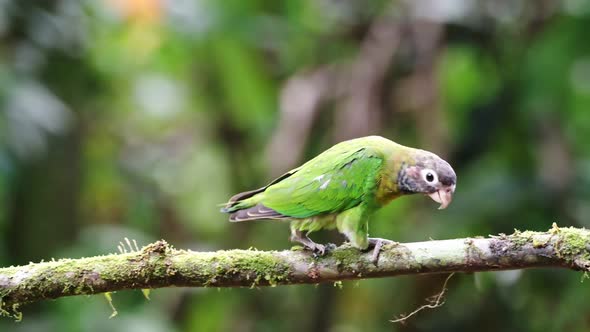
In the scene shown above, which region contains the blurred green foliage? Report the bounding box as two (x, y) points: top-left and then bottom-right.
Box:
(1, 0), (590, 331)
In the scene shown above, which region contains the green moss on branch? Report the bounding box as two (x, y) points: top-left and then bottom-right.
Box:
(2, 225), (590, 319)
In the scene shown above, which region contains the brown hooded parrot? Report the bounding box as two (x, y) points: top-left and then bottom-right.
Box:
(221, 136), (456, 255)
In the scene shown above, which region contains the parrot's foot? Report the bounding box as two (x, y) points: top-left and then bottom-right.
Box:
(368, 238), (399, 264)
(290, 230), (329, 256)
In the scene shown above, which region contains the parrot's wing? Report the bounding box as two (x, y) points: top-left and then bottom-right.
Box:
(262, 147), (384, 218)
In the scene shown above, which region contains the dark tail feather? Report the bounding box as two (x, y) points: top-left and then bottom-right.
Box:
(220, 186), (266, 213)
(229, 204), (288, 222)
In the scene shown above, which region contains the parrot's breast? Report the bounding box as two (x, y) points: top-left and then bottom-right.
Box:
(374, 184), (401, 207)
(291, 214), (338, 232)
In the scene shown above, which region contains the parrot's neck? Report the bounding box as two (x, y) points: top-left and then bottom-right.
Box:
(374, 150), (416, 206)
(374, 179), (402, 206)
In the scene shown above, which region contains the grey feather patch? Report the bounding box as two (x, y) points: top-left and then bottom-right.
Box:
(229, 204), (288, 222)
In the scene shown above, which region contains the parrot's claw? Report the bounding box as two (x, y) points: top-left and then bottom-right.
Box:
(368, 238), (398, 264)
(290, 230), (331, 256)
(311, 243), (337, 257)
(311, 243), (326, 256)
(368, 238), (397, 246)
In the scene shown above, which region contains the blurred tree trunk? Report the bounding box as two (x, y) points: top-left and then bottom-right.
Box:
(4, 51), (101, 264)
(6, 117), (82, 264)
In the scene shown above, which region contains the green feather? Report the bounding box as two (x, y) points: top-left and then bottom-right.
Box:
(222, 135), (455, 250)
(262, 147), (383, 218)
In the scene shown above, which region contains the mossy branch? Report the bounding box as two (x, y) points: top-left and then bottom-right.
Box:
(2, 224), (590, 317)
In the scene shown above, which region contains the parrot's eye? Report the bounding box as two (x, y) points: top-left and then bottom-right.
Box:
(420, 169), (438, 184)
(426, 173), (434, 182)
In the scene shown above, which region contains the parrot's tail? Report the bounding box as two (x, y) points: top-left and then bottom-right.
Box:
(221, 167), (300, 221)
(220, 186), (266, 213)
(221, 188), (288, 222)
(226, 203), (288, 222)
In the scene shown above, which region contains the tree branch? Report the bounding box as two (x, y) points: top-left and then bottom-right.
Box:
(2, 224), (590, 317)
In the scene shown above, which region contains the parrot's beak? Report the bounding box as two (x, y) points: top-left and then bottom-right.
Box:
(428, 185), (455, 210)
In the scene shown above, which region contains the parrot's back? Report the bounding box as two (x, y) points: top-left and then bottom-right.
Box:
(222, 136), (403, 222)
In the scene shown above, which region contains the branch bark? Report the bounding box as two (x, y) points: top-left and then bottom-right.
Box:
(2, 224), (590, 318)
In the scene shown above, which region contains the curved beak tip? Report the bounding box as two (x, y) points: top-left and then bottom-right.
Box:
(428, 188), (454, 210)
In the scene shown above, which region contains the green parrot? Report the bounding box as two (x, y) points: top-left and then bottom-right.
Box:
(221, 135), (456, 255)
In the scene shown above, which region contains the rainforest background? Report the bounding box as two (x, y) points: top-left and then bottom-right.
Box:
(1, 1), (590, 331)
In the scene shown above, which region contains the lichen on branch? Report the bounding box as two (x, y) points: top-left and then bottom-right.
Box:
(1, 224), (590, 319)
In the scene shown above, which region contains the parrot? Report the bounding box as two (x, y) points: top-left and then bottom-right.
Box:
(221, 135), (456, 257)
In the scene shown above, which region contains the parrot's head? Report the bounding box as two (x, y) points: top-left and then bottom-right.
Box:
(397, 151), (457, 209)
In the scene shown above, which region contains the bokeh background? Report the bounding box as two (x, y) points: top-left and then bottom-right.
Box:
(1, 0), (590, 331)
